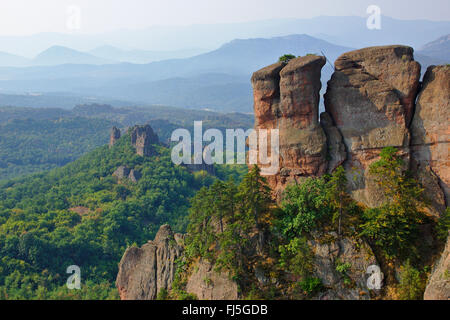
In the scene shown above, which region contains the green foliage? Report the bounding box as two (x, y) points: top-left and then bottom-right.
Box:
(0, 133), (218, 299)
(157, 288), (169, 300)
(397, 260), (426, 300)
(279, 177), (332, 238)
(185, 165), (274, 283)
(279, 237), (314, 278)
(0, 117), (114, 180)
(278, 54), (296, 63)
(436, 207), (450, 241)
(298, 277), (323, 297)
(360, 147), (427, 260)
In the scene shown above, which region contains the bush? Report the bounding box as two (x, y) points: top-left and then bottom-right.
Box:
(279, 54), (296, 63)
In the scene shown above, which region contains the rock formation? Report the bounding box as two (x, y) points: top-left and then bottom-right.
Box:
(109, 126), (121, 147)
(113, 166), (141, 183)
(116, 225), (184, 300)
(186, 259), (239, 300)
(424, 233), (450, 300)
(410, 65), (449, 215)
(308, 234), (378, 300)
(130, 125), (159, 157)
(320, 112), (347, 174)
(324, 45), (421, 207)
(251, 55), (328, 198)
(116, 225), (238, 300)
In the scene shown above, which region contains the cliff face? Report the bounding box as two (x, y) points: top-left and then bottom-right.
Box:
(424, 233), (450, 300)
(116, 46), (449, 301)
(251, 56), (328, 198)
(324, 46), (421, 207)
(109, 126), (121, 147)
(410, 65), (450, 214)
(116, 225), (238, 300)
(116, 225), (184, 300)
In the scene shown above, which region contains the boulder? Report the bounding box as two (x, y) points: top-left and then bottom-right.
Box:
(252, 56), (328, 199)
(324, 45), (421, 207)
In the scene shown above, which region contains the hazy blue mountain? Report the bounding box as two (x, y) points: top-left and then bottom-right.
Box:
(1, 16), (449, 57)
(0, 34), (351, 112)
(417, 34), (450, 62)
(31, 46), (115, 66)
(89, 45), (207, 64)
(0, 51), (30, 67)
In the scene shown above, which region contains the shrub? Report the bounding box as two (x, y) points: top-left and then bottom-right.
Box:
(397, 261), (426, 300)
(279, 54), (296, 63)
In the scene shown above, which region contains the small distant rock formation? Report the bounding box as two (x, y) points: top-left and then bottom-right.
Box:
(116, 225), (238, 300)
(324, 45), (421, 207)
(109, 127), (121, 148)
(113, 166), (142, 183)
(410, 65), (449, 215)
(251, 55), (328, 198)
(116, 225), (184, 300)
(424, 233), (450, 300)
(130, 125), (159, 157)
(128, 169), (142, 183)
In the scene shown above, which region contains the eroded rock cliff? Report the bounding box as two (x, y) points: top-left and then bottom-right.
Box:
(251, 55), (328, 198)
(410, 65), (449, 216)
(323, 45), (421, 207)
(116, 225), (183, 300)
(130, 125), (159, 157)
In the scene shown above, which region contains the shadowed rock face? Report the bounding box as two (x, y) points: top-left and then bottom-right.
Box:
(424, 233), (450, 300)
(252, 55), (327, 199)
(411, 65), (450, 214)
(324, 45), (421, 207)
(116, 225), (183, 300)
(109, 126), (121, 147)
(130, 125), (159, 157)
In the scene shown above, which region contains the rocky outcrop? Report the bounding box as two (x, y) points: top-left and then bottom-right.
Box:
(410, 65), (449, 214)
(109, 126), (121, 147)
(251, 55), (328, 198)
(130, 125), (159, 157)
(186, 259), (239, 300)
(308, 234), (379, 300)
(113, 166), (141, 183)
(116, 225), (238, 300)
(116, 225), (184, 300)
(324, 45), (421, 207)
(424, 234), (450, 300)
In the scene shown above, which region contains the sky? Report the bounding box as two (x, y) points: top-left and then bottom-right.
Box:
(0, 0), (449, 36)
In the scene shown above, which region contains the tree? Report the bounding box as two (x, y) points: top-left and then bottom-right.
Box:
(360, 147), (426, 259)
(279, 54), (296, 63)
(326, 166), (360, 236)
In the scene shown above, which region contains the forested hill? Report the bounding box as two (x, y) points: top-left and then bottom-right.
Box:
(0, 128), (245, 299)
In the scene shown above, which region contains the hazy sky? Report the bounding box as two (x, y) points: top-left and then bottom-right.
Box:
(0, 0), (449, 36)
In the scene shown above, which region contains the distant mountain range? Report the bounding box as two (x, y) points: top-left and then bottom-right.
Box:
(0, 16), (449, 57)
(0, 32), (448, 112)
(417, 34), (450, 61)
(0, 34), (352, 112)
